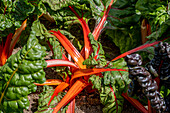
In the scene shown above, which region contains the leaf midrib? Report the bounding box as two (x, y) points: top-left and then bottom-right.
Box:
(0, 44), (36, 104)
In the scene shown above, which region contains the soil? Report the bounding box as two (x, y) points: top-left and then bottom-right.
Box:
(12, 46), (141, 113)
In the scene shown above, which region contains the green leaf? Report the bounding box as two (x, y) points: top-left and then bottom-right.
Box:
(105, 28), (141, 53)
(103, 58), (130, 92)
(86, 0), (113, 18)
(89, 75), (102, 90)
(12, 0), (35, 27)
(89, 58), (130, 113)
(35, 86), (68, 113)
(0, 0), (13, 14)
(42, 0), (80, 11)
(83, 33), (107, 67)
(160, 86), (170, 98)
(135, 0), (162, 15)
(31, 20), (49, 39)
(147, 19), (170, 40)
(48, 37), (64, 59)
(0, 31), (47, 112)
(35, 1), (47, 17)
(0, 14), (13, 31)
(107, 0), (141, 29)
(43, 0), (91, 29)
(101, 85), (124, 113)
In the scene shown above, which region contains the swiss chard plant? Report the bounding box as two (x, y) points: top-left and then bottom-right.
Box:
(0, 0), (170, 113)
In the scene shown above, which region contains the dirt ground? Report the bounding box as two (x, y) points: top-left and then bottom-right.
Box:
(12, 47), (141, 113)
(23, 89), (141, 113)
(23, 67), (141, 113)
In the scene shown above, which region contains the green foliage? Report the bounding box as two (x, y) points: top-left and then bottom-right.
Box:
(87, 0), (113, 18)
(0, 0), (169, 112)
(101, 86), (124, 113)
(160, 86), (170, 98)
(43, 0), (92, 29)
(0, 32), (47, 112)
(107, 0), (141, 29)
(136, 0), (169, 31)
(89, 58), (130, 113)
(106, 27), (141, 53)
(147, 19), (170, 41)
(42, 0), (80, 11)
(48, 37), (63, 59)
(0, 14), (13, 31)
(104, 58), (130, 90)
(12, 0), (35, 23)
(35, 86), (68, 113)
(31, 20), (51, 40)
(83, 33), (107, 67)
(135, 0), (162, 15)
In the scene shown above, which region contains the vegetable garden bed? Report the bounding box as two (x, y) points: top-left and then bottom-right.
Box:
(0, 0), (170, 113)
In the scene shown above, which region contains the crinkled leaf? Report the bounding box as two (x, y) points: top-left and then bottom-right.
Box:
(48, 30), (75, 59)
(147, 19), (170, 40)
(0, 31), (47, 112)
(89, 58), (130, 113)
(35, 86), (68, 113)
(103, 58), (130, 92)
(0, 14), (13, 31)
(86, 0), (113, 19)
(12, 0), (35, 27)
(106, 28), (141, 53)
(43, 1), (91, 29)
(101, 85), (124, 113)
(136, 0), (169, 31)
(0, 0), (12, 17)
(89, 75), (102, 91)
(89, 76), (124, 113)
(135, 0), (162, 15)
(31, 20), (50, 40)
(149, 5), (169, 26)
(83, 33), (107, 67)
(34, 1), (47, 17)
(42, 0), (81, 11)
(107, 0), (141, 29)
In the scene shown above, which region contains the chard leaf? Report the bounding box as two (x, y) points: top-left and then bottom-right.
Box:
(136, 0), (169, 31)
(12, 0), (35, 27)
(31, 20), (49, 40)
(89, 75), (102, 90)
(101, 58), (130, 113)
(107, 0), (141, 29)
(0, 0), (13, 14)
(83, 33), (107, 67)
(35, 1), (47, 17)
(48, 37), (64, 59)
(0, 31), (47, 112)
(89, 75), (124, 113)
(35, 86), (68, 113)
(86, 0), (113, 18)
(89, 58), (130, 113)
(135, 0), (162, 15)
(87, 0), (140, 29)
(101, 85), (124, 113)
(103, 58), (130, 92)
(0, 14), (13, 31)
(42, 0), (91, 29)
(147, 19), (170, 40)
(106, 28), (141, 53)
(42, 0), (81, 11)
